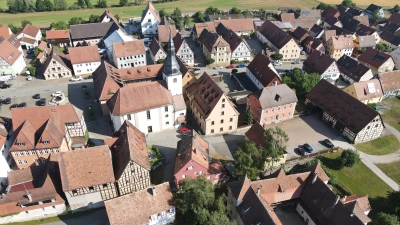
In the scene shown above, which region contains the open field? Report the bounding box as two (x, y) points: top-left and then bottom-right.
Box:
(376, 160), (400, 185)
(0, 0), (322, 26)
(318, 150), (392, 198)
(319, 0), (397, 7)
(355, 135), (400, 155)
(381, 97), (400, 132)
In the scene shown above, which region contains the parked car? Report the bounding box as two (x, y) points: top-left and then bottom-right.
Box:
(0, 99), (3, 106)
(9, 104), (18, 109)
(273, 62), (282, 66)
(33, 94), (40, 99)
(26, 76), (32, 81)
(303, 143), (313, 153)
(297, 147), (308, 156)
(3, 98), (11, 104)
(70, 76), (82, 82)
(18, 102), (27, 108)
(292, 60), (300, 64)
(98, 48), (107, 54)
(27, 48), (34, 54)
(213, 66), (224, 69)
(180, 127), (191, 134)
(323, 139), (334, 148)
(38, 98), (46, 106)
(51, 91), (63, 97)
(0, 84), (10, 89)
(236, 64), (246, 68)
(192, 67), (201, 71)
(226, 64), (236, 69)
(143, 38), (151, 43)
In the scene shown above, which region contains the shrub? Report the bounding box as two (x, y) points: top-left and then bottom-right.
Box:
(156, 58), (165, 64)
(244, 109), (253, 125)
(147, 146), (162, 167)
(367, 103), (377, 109)
(327, 172), (338, 185)
(338, 149), (361, 168)
(206, 57), (215, 65)
(27, 66), (36, 76)
(232, 69), (238, 74)
(270, 53), (283, 61)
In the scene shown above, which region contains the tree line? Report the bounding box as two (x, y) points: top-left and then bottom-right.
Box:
(5, 0), (110, 13)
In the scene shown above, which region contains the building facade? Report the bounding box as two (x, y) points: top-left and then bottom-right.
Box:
(325, 35), (354, 60)
(16, 24), (42, 49)
(41, 47), (73, 80)
(245, 52), (281, 90)
(0, 40), (26, 77)
(141, 2), (161, 37)
(198, 29), (231, 66)
(112, 40), (147, 69)
(69, 46), (101, 76)
(174, 32), (195, 66)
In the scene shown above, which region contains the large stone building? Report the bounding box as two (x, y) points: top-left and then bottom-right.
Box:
(186, 73), (239, 135)
(9, 105), (87, 169)
(306, 79), (384, 143)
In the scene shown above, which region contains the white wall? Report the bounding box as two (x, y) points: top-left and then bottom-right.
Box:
(296, 203), (316, 225)
(72, 61), (101, 76)
(389, 48), (400, 70)
(0, 204), (66, 224)
(245, 67), (265, 90)
(176, 41), (194, 66)
(163, 73), (183, 96)
(65, 191), (104, 210)
(141, 12), (159, 36)
(0, 54), (26, 77)
(12, 54), (26, 75)
(114, 54), (147, 69)
(174, 108), (186, 128)
(231, 42), (251, 61)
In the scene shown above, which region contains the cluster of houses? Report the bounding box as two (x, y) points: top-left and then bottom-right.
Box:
(1, 1), (400, 224)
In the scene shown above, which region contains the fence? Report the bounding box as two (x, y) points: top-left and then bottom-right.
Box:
(286, 147), (340, 163)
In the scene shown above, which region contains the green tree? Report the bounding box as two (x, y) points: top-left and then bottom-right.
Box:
(301, 73), (320, 93)
(367, 102), (377, 109)
(394, 4), (400, 13)
(194, 11), (205, 22)
(373, 9), (380, 21)
(270, 53), (283, 61)
(316, 3), (328, 10)
(50, 21), (69, 29)
(54, 0), (67, 10)
(156, 58), (165, 64)
(231, 7), (240, 14)
(114, 14), (120, 21)
(96, 0), (107, 8)
(183, 15), (190, 28)
(263, 127), (289, 169)
(35, 0), (45, 11)
(34, 48), (43, 57)
(8, 23), (19, 33)
(242, 9), (249, 16)
(27, 66), (36, 76)
(231, 68), (238, 73)
(282, 76), (292, 87)
(234, 140), (262, 180)
(338, 149), (361, 168)
(205, 6), (220, 15)
(8, 0), (24, 13)
(376, 43), (388, 52)
(206, 57), (215, 65)
(296, 8), (301, 13)
(159, 9), (167, 18)
(88, 14), (100, 23)
(374, 213), (400, 225)
(174, 176), (234, 225)
(68, 17), (85, 25)
(119, 0), (128, 6)
(77, 0), (85, 7)
(43, 0), (54, 11)
(21, 20), (31, 27)
(171, 7), (183, 30)
(84, 0), (91, 7)
(243, 108), (253, 125)
(386, 191), (400, 217)
(341, 0), (355, 7)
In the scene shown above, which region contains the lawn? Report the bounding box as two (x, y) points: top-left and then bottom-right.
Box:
(0, 0), (321, 26)
(355, 135), (400, 155)
(376, 161), (400, 185)
(318, 150), (392, 198)
(381, 97), (400, 132)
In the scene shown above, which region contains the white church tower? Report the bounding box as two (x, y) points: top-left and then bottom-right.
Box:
(162, 28), (182, 96)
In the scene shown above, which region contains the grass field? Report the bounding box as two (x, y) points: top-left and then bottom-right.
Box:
(318, 150), (392, 198)
(355, 135), (400, 155)
(381, 97), (400, 132)
(376, 160), (400, 185)
(319, 0), (397, 7)
(0, 0), (322, 26)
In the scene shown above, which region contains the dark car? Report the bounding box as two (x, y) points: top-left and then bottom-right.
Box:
(303, 143), (313, 153)
(0, 84), (10, 89)
(236, 64), (246, 68)
(18, 102), (27, 108)
(27, 48), (34, 54)
(323, 139), (334, 148)
(3, 98), (11, 104)
(33, 94), (40, 99)
(0, 99), (2, 106)
(297, 147), (308, 156)
(9, 104), (18, 109)
(38, 98), (46, 106)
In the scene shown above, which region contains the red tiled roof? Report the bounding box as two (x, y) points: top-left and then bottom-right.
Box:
(46, 30), (70, 39)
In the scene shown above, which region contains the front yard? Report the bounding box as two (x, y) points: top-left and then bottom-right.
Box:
(318, 150), (392, 198)
(381, 97), (400, 132)
(355, 135), (400, 155)
(376, 161), (400, 185)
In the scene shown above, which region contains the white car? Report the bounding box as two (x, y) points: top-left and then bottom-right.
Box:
(98, 48), (107, 54)
(273, 62), (282, 66)
(51, 91), (63, 97)
(26, 76), (32, 81)
(70, 76), (82, 82)
(213, 66), (224, 69)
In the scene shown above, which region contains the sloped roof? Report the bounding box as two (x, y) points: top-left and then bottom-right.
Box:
(141, 1), (160, 22)
(118, 64), (163, 81)
(354, 15), (370, 26)
(346, 79), (383, 101)
(358, 35), (377, 48)
(70, 22), (118, 40)
(329, 35), (354, 50)
(0, 27), (11, 39)
(59, 145), (115, 191)
(198, 28), (230, 54)
(247, 52), (281, 87)
(157, 24), (177, 43)
(245, 123), (267, 149)
(355, 24), (377, 36)
(113, 40), (145, 58)
(37, 41), (47, 51)
(68, 46), (101, 64)
(358, 48), (392, 68)
(292, 26), (309, 40)
(378, 70), (400, 92)
(0, 40), (22, 65)
(215, 23), (249, 52)
(107, 81), (174, 115)
(322, 6), (339, 19)
(381, 22), (400, 33)
(46, 30), (70, 39)
(379, 31), (400, 46)
(18, 24), (39, 38)
(35, 119), (64, 149)
(251, 84), (297, 109)
(105, 182), (173, 225)
(388, 13), (400, 25)
(92, 61), (121, 101)
(20, 36), (36, 44)
(106, 121), (150, 180)
(193, 22), (216, 36)
(100, 10), (119, 24)
(149, 37), (166, 56)
(173, 32), (185, 52)
(213, 18), (254, 32)
(303, 51), (335, 75)
(280, 13), (296, 27)
(338, 12), (360, 32)
(337, 55), (371, 82)
(309, 24), (324, 37)
(365, 4), (381, 13)
(258, 20), (294, 49)
(41, 47), (72, 75)
(306, 79), (381, 133)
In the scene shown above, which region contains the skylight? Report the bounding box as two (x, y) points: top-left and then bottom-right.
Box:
(367, 83), (376, 93)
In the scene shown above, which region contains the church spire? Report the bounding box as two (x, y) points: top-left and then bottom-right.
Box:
(163, 26), (180, 76)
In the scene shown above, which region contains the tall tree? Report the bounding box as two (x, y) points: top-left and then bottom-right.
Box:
(68, 17), (85, 25)
(205, 6), (220, 15)
(35, 0), (45, 11)
(316, 2), (328, 10)
(43, 0), (54, 11)
(21, 20), (32, 27)
(84, 0), (91, 7)
(194, 11), (205, 22)
(372, 9), (380, 21)
(174, 176), (235, 225)
(234, 140), (263, 180)
(374, 213), (400, 225)
(54, 0), (67, 10)
(301, 73), (320, 93)
(50, 21), (69, 29)
(77, 0), (85, 7)
(263, 127), (289, 169)
(88, 14), (100, 23)
(96, 0), (107, 8)
(159, 9), (167, 18)
(394, 4), (400, 13)
(244, 108), (253, 125)
(341, 0), (355, 7)
(231, 7), (240, 14)
(8, 23), (19, 33)
(183, 15), (190, 28)
(171, 7), (183, 30)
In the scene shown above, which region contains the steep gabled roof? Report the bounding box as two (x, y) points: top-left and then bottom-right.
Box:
(100, 10), (119, 24)
(303, 51), (335, 74)
(0, 39), (22, 65)
(35, 119), (64, 149)
(337, 55), (371, 82)
(292, 26), (309, 41)
(215, 23), (249, 52)
(70, 22), (118, 40)
(198, 28), (231, 54)
(68, 46), (101, 64)
(141, 1), (160, 22)
(355, 24), (377, 36)
(358, 48), (393, 68)
(388, 13), (400, 25)
(381, 22), (400, 33)
(379, 31), (400, 46)
(213, 18), (254, 32)
(338, 12), (361, 32)
(17, 24), (39, 38)
(149, 37), (166, 57)
(246, 52), (281, 87)
(157, 24), (177, 43)
(92, 61), (122, 101)
(378, 70), (400, 92)
(322, 6), (339, 19)
(258, 20), (294, 49)
(365, 4), (382, 13)
(41, 47), (72, 75)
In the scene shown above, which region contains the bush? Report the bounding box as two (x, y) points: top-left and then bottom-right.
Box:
(338, 149), (361, 168)
(206, 58), (215, 65)
(270, 53), (283, 61)
(327, 172), (338, 185)
(244, 109), (253, 125)
(147, 146), (162, 167)
(232, 69), (238, 74)
(27, 66), (36, 76)
(367, 103), (377, 109)
(156, 58), (165, 64)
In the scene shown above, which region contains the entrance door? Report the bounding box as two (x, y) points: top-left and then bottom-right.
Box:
(276, 115), (279, 120)
(148, 126), (153, 133)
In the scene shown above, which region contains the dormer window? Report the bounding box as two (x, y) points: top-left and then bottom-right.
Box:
(18, 142), (25, 146)
(44, 141), (50, 145)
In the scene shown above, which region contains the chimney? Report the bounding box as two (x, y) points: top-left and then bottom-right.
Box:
(193, 148), (196, 154)
(257, 188), (260, 195)
(147, 67), (151, 72)
(152, 187), (156, 196)
(342, 195), (347, 202)
(332, 195), (340, 207)
(312, 173), (318, 184)
(218, 17), (221, 20)
(27, 192), (32, 202)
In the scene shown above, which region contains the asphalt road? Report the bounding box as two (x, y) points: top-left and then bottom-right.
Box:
(46, 208), (110, 225)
